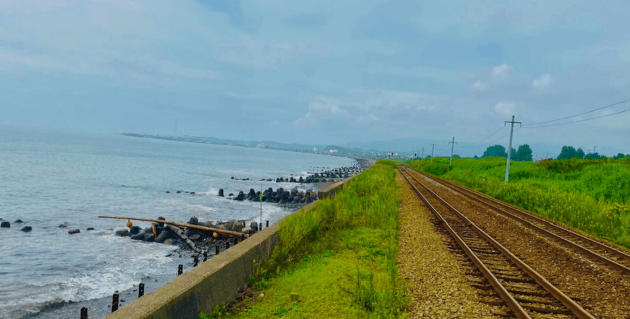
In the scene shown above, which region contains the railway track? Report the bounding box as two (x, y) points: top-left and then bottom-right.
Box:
(399, 168), (594, 319)
(404, 166), (630, 276)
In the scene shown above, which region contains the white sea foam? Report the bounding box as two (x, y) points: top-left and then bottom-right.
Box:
(187, 204), (216, 213)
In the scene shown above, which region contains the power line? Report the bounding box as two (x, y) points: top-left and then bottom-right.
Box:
(523, 98), (630, 127)
(484, 128), (520, 146)
(522, 106), (630, 129)
(461, 127), (505, 148)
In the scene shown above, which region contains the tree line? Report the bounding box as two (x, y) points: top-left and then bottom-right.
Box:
(476, 144), (533, 162)
(474, 144), (628, 161)
(555, 146), (627, 160)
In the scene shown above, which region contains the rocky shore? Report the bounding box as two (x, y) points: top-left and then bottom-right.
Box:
(9, 159), (373, 319)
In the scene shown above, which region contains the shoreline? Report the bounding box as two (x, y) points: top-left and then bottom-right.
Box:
(12, 161), (369, 319)
(16, 183), (340, 319)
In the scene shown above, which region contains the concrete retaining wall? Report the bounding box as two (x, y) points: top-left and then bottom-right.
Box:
(104, 175), (360, 319)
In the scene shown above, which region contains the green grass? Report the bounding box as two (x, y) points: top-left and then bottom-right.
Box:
(407, 157), (630, 248)
(199, 160), (406, 319)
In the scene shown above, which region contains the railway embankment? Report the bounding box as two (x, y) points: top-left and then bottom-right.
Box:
(205, 160), (406, 318)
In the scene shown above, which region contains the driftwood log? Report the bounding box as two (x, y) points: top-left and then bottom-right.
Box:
(98, 216), (249, 238)
(166, 225), (200, 253)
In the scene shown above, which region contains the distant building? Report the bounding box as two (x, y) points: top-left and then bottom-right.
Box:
(313, 147), (318, 153)
(330, 149), (338, 154)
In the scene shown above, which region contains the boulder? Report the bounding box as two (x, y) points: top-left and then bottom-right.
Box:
(189, 234), (201, 241)
(1, 221), (10, 228)
(68, 229), (80, 235)
(188, 217), (199, 225)
(166, 191), (170, 193)
(190, 192), (196, 195)
(218, 189), (224, 197)
(155, 230), (172, 243)
(157, 217), (166, 227)
(176, 190), (182, 194)
(14, 219), (23, 223)
(131, 233), (145, 240)
(115, 229), (131, 237)
(21, 226), (32, 232)
(201, 221), (214, 227)
(231, 176), (235, 179)
(185, 227), (201, 237)
(235, 191), (246, 201)
(232, 220), (245, 232)
(86, 227), (95, 231)
(164, 239), (175, 245)
(129, 226), (142, 235)
(228, 193), (234, 197)
(143, 233), (155, 242)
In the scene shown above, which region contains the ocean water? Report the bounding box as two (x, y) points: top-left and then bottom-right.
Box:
(0, 126), (355, 318)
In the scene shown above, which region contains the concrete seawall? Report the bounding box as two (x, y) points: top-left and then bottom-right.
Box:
(104, 174), (359, 319)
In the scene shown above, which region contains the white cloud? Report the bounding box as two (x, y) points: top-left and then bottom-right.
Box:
(532, 73), (552, 89)
(471, 81), (486, 91)
(292, 101), (347, 129)
(356, 114), (379, 125)
(417, 105), (435, 112)
(494, 102), (515, 116)
(491, 63), (512, 78)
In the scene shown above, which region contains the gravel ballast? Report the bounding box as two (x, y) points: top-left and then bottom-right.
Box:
(397, 173), (503, 318)
(409, 169), (630, 318)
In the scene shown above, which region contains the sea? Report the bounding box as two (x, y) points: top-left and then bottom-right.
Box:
(0, 126), (355, 319)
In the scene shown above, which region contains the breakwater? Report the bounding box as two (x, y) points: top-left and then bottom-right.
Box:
(100, 171), (363, 319)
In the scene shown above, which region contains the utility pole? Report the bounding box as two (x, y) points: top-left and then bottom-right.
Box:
(449, 137), (457, 165)
(504, 115), (522, 183)
(431, 144), (436, 163)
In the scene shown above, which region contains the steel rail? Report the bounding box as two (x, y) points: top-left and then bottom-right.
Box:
(399, 169), (531, 319)
(406, 167), (630, 276)
(401, 168), (595, 319)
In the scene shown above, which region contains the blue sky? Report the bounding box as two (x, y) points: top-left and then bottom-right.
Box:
(1, 0), (630, 156)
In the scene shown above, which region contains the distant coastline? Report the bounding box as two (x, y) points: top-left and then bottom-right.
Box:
(121, 133), (378, 159)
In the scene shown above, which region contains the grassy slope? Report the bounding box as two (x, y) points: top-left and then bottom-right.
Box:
(200, 160), (406, 319)
(408, 157), (630, 248)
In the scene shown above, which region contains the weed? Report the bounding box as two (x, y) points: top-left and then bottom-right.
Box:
(409, 157), (630, 249)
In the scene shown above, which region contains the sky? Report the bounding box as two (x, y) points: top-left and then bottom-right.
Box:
(1, 0), (630, 157)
